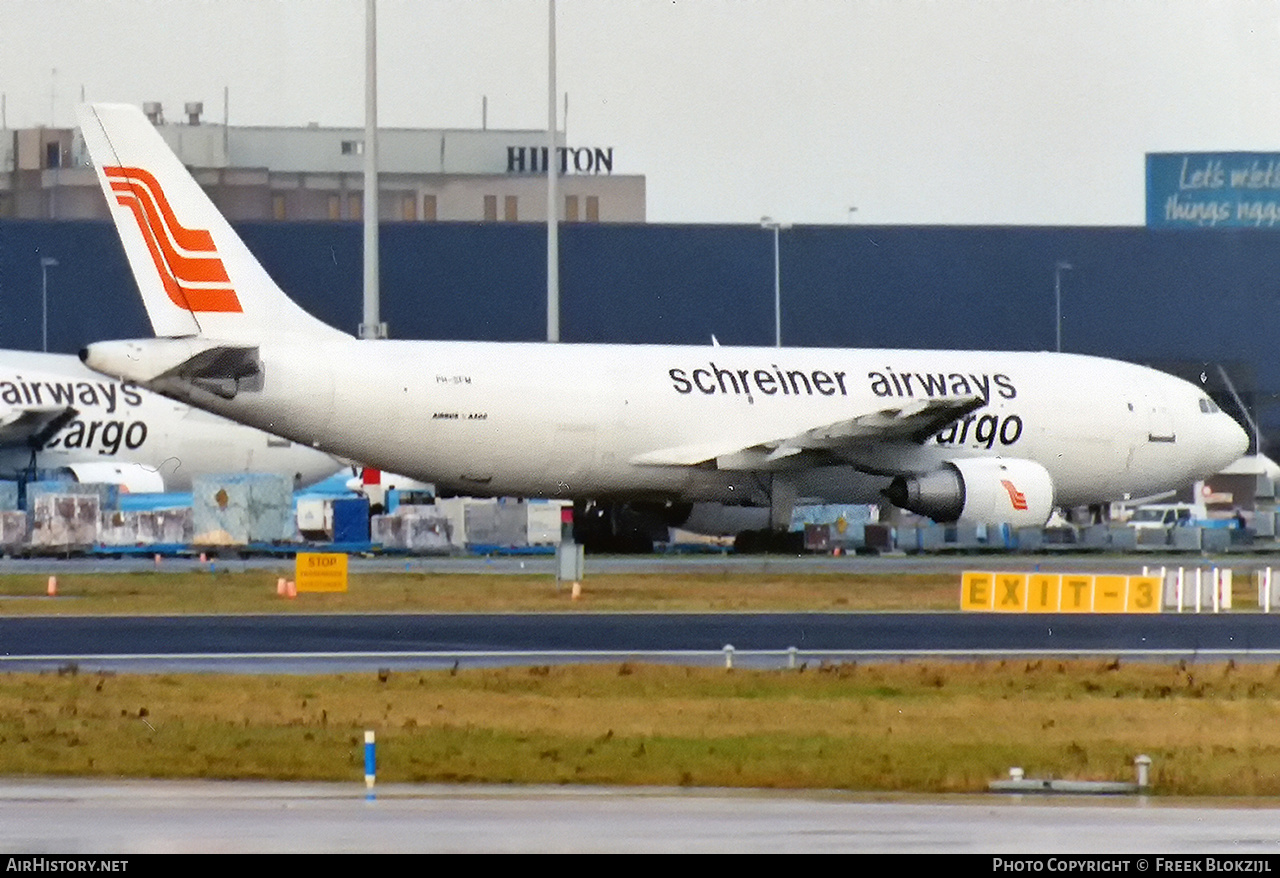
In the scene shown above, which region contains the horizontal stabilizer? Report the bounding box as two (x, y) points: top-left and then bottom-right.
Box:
(81, 337), (260, 399)
(0, 406), (78, 449)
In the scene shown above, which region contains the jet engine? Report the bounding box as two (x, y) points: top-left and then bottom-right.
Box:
(64, 461), (168, 494)
(882, 458), (1055, 526)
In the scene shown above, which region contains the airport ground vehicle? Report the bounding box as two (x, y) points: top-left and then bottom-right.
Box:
(1127, 503), (1210, 530)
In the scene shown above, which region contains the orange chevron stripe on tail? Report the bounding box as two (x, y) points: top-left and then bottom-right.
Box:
(103, 166), (242, 313)
(1000, 479), (1029, 512)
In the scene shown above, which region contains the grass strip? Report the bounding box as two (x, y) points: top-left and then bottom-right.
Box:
(0, 570), (963, 613)
(4, 660), (1280, 795)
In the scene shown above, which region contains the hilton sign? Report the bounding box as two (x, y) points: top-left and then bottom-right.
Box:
(507, 145), (614, 175)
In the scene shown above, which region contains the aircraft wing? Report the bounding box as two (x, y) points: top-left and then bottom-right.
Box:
(0, 405), (78, 449)
(630, 395), (986, 468)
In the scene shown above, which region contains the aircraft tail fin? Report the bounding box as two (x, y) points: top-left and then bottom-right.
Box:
(76, 103), (345, 343)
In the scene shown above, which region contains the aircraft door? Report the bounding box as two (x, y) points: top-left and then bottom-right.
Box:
(1126, 389), (1179, 489)
(1146, 394), (1176, 444)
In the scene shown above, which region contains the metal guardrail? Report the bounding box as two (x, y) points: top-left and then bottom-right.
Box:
(807, 522), (1257, 555)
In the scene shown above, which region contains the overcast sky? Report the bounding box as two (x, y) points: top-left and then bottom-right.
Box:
(3, 0), (1280, 225)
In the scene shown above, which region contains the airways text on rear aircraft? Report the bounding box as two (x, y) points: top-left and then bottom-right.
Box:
(0, 377), (143, 413)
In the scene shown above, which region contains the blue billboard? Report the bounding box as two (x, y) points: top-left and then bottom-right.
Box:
(1147, 152), (1280, 228)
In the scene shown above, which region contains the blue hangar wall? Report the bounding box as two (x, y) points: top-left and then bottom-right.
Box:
(0, 219), (1274, 451)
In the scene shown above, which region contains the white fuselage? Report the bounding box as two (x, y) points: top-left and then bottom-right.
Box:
(70, 102), (1251, 518)
(0, 351), (342, 491)
(118, 340), (1247, 508)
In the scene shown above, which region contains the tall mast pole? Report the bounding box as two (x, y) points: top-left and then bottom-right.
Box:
(361, 0), (386, 339)
(546, 0), (560, 342)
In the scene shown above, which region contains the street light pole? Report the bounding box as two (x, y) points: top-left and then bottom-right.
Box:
(39, 257), (57, 353)
(1054, 261), (1072, 353)
(761, 218), (790, 347)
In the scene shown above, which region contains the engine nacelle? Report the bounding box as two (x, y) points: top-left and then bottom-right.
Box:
(64, 461), (167, 494)
(678, 502), (772, 537)
(882, 458), (1055, 526)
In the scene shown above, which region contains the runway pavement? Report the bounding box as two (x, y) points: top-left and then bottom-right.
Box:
(4, 611), (1280, 673)
(3, 779), (1279, 853)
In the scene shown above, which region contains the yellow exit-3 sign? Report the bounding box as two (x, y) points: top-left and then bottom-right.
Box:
(961, 571), (1161, 613)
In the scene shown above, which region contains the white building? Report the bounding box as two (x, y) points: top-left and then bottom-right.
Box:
(1, 101), (645, 223)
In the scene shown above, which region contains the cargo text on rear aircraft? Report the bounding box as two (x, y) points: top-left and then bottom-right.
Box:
(668, 363), (1018, 403)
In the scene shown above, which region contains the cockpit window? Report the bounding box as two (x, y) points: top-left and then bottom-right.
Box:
(1199, 398), (1220, 414)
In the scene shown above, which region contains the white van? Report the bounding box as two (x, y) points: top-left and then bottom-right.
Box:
(1127, 503), (1206, 529)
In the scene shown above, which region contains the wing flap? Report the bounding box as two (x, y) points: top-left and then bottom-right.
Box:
(786, 394), (987, 449)
(629, 395), (986, 469)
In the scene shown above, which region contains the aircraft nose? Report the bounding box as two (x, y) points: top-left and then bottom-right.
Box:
(1216, 414), (1250, 467)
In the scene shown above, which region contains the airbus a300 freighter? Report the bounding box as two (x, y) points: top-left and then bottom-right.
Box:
(75, 103), (1247, 543)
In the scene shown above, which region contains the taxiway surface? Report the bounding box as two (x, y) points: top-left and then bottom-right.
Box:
(3, 779), (1280, 853)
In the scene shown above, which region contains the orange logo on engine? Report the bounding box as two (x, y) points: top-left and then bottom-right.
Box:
(1000, 479), (1029, 511)
(104, 166), (242, 313)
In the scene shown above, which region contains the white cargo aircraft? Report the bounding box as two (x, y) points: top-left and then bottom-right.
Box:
(0, 349), (344, 492)
(75, 103), (1248, 546)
